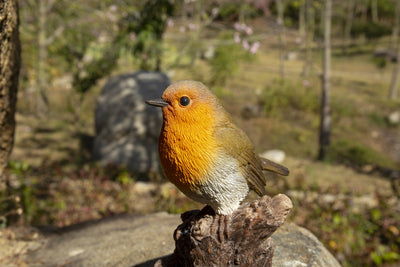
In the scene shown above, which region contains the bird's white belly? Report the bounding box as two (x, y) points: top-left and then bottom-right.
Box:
(186, 156), (250, 215)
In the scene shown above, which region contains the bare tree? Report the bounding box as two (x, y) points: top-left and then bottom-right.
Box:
(299, 1), (305, 39)
(0, 0), (20, 180)
(389, 0), (400, 100)
(318, 0), (332, 161)
(36, 0), (51, 113)
(357, 0), (368, 22)
(301, 0), (315, 77)
(371, 0), (378, 23)
(342, 0), (356, 54)
(275, 0), (285, 78)
(35, 0), (65, 114)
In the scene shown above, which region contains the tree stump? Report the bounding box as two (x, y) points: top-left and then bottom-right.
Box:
(157, 194), (292, 267)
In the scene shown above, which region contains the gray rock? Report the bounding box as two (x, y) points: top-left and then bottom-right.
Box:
(92, 71), (170, 173)
(24, 213), (340, 267)
(273, 223), (341, 267)
(260, 149), (286, 164)
(285, 51), (298, 61)
(388, 111), (400, 125)
(373, 47), (397, 62)
(201, 45), (215, 60)
(241, 103), (263, 119)
(26, 213), (178, 267)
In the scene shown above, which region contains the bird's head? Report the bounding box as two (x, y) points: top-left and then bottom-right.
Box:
(146, 80), (228, 126)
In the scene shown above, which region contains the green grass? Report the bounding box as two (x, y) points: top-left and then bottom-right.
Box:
(330, 139), (397, 168)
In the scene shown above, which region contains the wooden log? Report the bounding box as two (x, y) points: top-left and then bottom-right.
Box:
(157, 194), (292, 267)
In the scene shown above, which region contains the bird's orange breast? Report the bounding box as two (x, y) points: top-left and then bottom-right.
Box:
(158, 104), (219, 193)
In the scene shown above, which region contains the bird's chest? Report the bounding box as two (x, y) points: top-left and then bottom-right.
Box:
(158, 122), (217, 191)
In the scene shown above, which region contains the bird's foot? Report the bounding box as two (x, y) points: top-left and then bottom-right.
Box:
(210, 214), (231, 243)
(197, 205), (215, 217)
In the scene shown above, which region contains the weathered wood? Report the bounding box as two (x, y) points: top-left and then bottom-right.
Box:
(157, 194), (292, 267)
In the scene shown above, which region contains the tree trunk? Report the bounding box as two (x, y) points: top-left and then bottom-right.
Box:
(371, 0), (378, 23)
(389, 0), (400, 100)
(36, 0), (50, 114)
(318, 0), (332, 161)
(357, 1), (368, 22)
(343, 0), (356, 54)
(299, 2), (305, 40)
(275, 0), (285, 79)
(157, 194), (292, 267)
(0, 0), (20, 181)
(301, 0), (314, 77)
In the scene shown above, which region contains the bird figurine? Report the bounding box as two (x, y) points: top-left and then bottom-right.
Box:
(146, 80), (289, 240)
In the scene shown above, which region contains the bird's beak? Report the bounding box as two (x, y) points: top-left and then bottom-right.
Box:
(145, 99), (168, 107)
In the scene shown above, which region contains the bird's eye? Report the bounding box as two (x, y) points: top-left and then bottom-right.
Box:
(179, 96), (190, 106)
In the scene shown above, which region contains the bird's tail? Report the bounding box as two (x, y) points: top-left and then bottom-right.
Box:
(260, 157), (290, 176)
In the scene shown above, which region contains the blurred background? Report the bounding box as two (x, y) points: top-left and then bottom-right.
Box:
(1, 0), (400, 266)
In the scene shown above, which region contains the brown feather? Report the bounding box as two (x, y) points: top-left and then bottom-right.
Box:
(215, 122), (268, 196)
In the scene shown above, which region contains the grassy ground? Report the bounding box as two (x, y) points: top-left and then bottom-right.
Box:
(2, 21), (400, 266)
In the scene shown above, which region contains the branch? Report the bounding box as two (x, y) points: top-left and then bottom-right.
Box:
(45, 25), (65, 46)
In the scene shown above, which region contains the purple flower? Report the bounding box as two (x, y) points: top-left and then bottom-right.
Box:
(109, 5), (117, 12)
(234, 23), (253, 35)
(302, 80), (310, 87)
(234, 22), (243, 31)
(245, 26), (253, 35)
(242, 40), (250, 51)
(188, 23), (198, 31)
(249, 41), (260, 54)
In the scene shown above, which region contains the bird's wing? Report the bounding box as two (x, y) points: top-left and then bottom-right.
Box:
(214, 123), (267, 196)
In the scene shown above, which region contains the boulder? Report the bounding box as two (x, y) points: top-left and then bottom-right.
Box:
(92, 71), (170, 173)
(387, 111), (400, 126)
(260, 150), (286, 164)
(22, 213), (340, 267)
(24, 213), (178, 267)
(272, 223), (341, 267)
(373, 48), (397, 62)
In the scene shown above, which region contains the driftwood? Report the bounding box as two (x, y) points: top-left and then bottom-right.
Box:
(156, 194), (292, 267)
